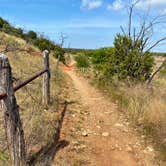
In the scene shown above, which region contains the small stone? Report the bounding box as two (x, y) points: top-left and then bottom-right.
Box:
(144, 146), (154, 154)
(110, 145), (115, 150)
(82, 131), (88, 137)
(102, 132), (109, 137)
(141, 135), (146, 139)
(96, 125), (101, 129)
(126, 145), (133, 152)
(115, 144), (119, 148)
(114, 123), (124, 127)
(114, 144), (122, 151)
(104, 111), (110, 114)
(146, 146), (154, 152)
(79, 145), (86, 149)
(122, 128), (129, 133)
(72, 141), (79, 145)
(72, 114), (76, 117)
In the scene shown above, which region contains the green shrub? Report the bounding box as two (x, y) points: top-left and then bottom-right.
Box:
(23, 30), (37, 42)
(0, 18), (9, 28)
(34, 38), (55, 51)
(90, 48), (114, 76)
(53, 46), (65, 64)
(75, 53), (90, 68)
(27, 30), (37, 39)
(109, 34), (154, 81)
(84, 35), (154, 82)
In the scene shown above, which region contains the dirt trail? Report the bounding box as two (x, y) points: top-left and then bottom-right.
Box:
(54, 69), (157, 166)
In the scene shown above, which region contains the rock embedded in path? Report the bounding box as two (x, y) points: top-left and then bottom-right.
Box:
(144, 146), (154, 154)
(114, 123), (129, 133)
(114, 123), (124, 127)
(72, 114), (76, 118)
(96, 125), (101, 129)
(102, 132), (109, 137)
(82, 131), (88, 137)
(126, 145), (133, 153)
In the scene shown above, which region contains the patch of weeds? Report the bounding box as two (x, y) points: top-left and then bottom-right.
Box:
(143, 123), (156, 136)
(69, 109), (78, 115)
(0, 151), (9, 165)
(75, 125), (82, 132)
(73, 159), (89, 166)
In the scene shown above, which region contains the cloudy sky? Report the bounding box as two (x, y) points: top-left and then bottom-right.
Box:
(0, 0), (165, 51)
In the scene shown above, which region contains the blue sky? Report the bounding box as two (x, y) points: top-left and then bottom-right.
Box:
(0, 0), (165, 51)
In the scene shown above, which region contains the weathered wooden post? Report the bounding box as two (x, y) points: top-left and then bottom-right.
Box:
(42, 50), (50, 107)
(0, 54), (26, 166)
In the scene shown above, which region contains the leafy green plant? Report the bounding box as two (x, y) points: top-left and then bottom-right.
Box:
(53, 46), (65, 64)
(90, 48), (113, 77)
(34, 38), (55, 51)
(110, 34), (154, 81)
(75, 53), (90, 68)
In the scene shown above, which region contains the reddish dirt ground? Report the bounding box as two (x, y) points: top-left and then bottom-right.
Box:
(53, 67), (158, 166)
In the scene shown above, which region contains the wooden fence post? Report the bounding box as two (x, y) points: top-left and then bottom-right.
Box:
(0, 54), (26, 166)
(42, 50), (50, 107)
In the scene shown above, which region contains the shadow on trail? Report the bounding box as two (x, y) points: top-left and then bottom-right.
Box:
(28, 100), (75, 166)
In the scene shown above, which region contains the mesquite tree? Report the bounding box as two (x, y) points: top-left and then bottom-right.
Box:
(111, 0), (166, 82)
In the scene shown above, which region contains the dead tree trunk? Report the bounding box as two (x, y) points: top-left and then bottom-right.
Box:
(42, 50), (50, 107)
(0, 53), (26, 166)
(147, 59), (166, 85)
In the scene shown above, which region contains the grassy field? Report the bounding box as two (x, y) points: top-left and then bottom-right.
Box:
(0, 32), (68, 165)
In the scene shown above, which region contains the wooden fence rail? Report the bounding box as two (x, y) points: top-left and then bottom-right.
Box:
(0, 50), (50, 166)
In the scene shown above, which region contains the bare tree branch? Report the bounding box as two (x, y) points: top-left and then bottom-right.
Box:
(120, 26), (126, 36)
(146, 37), (166, 52)
(56, 33), (67, 71)
(59, 33), (67, 48)
(147, 59), (166, 85)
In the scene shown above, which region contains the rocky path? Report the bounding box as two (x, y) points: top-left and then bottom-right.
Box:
(54, 69), (157, 166)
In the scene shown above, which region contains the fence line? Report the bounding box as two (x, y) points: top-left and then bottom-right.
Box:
(0, 50), (50, 166)
(0, 69), (47, 100)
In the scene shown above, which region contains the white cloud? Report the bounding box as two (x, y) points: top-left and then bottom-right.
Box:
(81, 0), (103, 10)
(107, 0), (125, 11)
(107, 0), (166, 11)
(160, 8), (166, 14)
(135, 0), (166, 10)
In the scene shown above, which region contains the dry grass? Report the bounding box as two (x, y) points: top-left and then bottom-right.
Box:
(87, 54), (166, 161)
(0, 32), (67, 165)
(121, 81), (166, 160)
